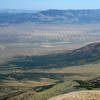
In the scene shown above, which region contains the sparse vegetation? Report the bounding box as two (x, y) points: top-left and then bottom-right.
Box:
(0, 23), (100, 100)
(49, 91), (100, 100)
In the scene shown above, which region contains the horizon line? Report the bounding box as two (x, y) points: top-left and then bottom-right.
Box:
(0, 8), (100, 11)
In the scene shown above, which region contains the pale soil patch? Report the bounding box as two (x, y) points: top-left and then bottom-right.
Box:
(49, 91), (100, 100)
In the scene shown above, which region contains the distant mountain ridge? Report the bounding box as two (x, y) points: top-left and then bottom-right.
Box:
(0, 9), (100, 24)
(0, 9), (38, 13)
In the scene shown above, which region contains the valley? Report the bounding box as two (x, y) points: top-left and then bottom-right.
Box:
(0, 9), (100, 100)
(0, 23), (100, 61)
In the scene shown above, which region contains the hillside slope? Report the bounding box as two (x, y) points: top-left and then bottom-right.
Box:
(2, 42), (100, 69)
(48, 91), (100, 100)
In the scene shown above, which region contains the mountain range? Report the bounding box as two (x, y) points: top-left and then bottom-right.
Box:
(0, 9), (100, 24)
(0, 9), (38, 13)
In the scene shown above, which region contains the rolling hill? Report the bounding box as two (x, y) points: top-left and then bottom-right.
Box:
(2, 42), (100, 69)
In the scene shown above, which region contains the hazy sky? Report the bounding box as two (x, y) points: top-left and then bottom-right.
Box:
(0, 0), (100, 10)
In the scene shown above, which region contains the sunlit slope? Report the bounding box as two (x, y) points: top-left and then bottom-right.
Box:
(49, 91), (100, 100)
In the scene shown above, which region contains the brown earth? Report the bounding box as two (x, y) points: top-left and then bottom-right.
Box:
(49, 91), (100, 100)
